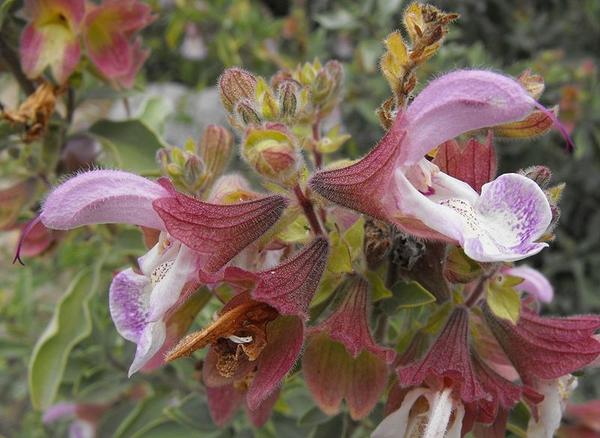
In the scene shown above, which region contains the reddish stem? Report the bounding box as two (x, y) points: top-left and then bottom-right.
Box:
(293, 184), (324, 236)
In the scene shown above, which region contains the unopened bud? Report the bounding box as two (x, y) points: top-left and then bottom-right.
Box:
(234, 99), (262, 126)
(256, 78), (279, 120)
(219, 68), (257, 113)
(199, 125), (233, 183)
(520, 165), (552, 188)
(242, 128), (301, 185)
(278, 80), (299, 120)
(182, 154), (204, 189)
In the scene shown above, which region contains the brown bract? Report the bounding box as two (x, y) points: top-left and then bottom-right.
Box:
(165, 295), (278, 369)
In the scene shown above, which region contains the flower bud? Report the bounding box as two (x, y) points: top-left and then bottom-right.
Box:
(198, 125), (233, 184)
(256, 78), (279, 120)
(519, 165), (552, 188)
(157, 146), (207, 194)
(278, 80), (299, 120)
(219, 68), (257, 113)
(242, 127), (301, 185)
(234, 99), (262, 126)
(182, 154), (204, 189)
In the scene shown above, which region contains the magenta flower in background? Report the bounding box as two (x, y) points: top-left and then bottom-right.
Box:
(83, 0), (155, 88)
(20, 0), (85, 84)
(19, 0), (154, 87)
(40, 169), (287, 375)
(311, 70), (553, 262)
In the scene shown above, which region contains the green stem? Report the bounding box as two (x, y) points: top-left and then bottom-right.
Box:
(0, 33), (35, 95)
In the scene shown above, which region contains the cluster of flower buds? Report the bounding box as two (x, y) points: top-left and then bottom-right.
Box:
(157, 125), (232, 195)
(19, 0), (155, 87)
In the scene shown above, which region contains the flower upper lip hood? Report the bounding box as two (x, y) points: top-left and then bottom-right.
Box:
(310, 69), (553, 263)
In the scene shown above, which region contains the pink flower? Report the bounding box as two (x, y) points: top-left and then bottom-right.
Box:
(20, 0), (85, 84)
(82, 0), (155, 88)
(310, 70), (553, 262)
(40, 169), (288, 374)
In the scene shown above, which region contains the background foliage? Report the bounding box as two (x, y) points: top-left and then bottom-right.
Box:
(1, 0), (599, 436)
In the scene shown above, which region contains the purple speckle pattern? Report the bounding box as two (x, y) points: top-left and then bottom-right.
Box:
(109, 268), (151, 343)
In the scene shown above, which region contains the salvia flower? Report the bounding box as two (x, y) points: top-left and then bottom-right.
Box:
(83, 0), (155, 88)
(310, 70), (554, 262)
(302, 275), (396, 420)
(20, 0), (85, 84)
(39, 169), (287, 374)
(165, 237), (329, 426)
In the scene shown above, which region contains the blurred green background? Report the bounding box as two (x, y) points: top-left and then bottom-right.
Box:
(1, 0), (599, 436)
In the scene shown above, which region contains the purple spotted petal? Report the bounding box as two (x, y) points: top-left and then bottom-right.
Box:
(108, 268), (166, 376)
(388, 170), (551, 262)
(506, 266), (554, 303)
(400, 70), (535, 165)
(41, 170), (168, 231)
(464, 173), (551, 262)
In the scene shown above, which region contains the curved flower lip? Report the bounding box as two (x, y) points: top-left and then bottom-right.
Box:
(505, 265), (554, 303)
(40, 169), (169, 231)
(399, 70), (536, 166)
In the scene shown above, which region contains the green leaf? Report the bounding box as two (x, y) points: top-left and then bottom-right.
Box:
(487, 281), (521, 324)
(365, 271), (392, 301)
(138, 97), (171, 134)
(90, 119), (168, 174)
(114, 393), (173, 438)
(344, 217), (365, 260)
(164, 393), (216, 431)
(328, 230), (352, 274)
(444, 247), (481, 283)
(298, 407), (330, 427)
(28, 261), (103, 410)
(0, 0), (16, 28)
(391, 281), (436, 308)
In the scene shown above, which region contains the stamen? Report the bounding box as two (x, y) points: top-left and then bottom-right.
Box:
(227, 334), (253, 344)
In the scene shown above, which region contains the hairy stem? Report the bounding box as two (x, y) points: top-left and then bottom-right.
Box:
(293, 184), (324, 236)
